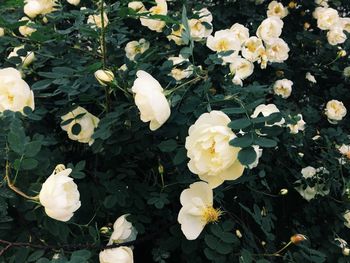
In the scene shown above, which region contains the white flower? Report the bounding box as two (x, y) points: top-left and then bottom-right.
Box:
(327, 26), (347, 46)
(178, 182), (221, 240)
(251, 104), (285, 126)
(108, 215), (138, 245)
(267, 1), (288, 19)
(125, 39), (150, 61)
(344, 211), (350, 228)
(249, 145), (263, 169)
(315, 0), (328, 7)
(265, 38), (290, 63)
(167, 25), (185, 45)
(99, 247), (134, 263)
(61, 106), (100, 145)
(338, 144), (350, 161)
(67, 0), (80, 6)
(288, 114), (306, 134)
(294, 184), (329, 201)
(19, 17), (37, 37)
(301, 166), (316, 179)
(229, 57), (254, 86)
(131, 70), (171, 131)
(207, 29), (241, 53)
(94, 69), (115, 86)
(39, 165), (81, 222)
(189, 8), (213, 41)
(273, 79), (293, 98)
(242, 36), (265, 63)
(87, 12), (109, 28)
(0, 27), (4, 37)
(230, 23), (250, 46)
(0, 67), (34, 113)
(140, 0), (167, 32)
(344, 66), (350, 78)
(8, 45), (35, 67)
(341, 17), (350, 33)
(256, 17), (284, 43)
(314, 7), (339, 30)
(24, 0), (56, 19)
(325, 99), (347, 124)
(305, 72), (317, 83)
(185, 111), (245, 188)
(128, 1), (146, 12)
(168, 56), (193, 81)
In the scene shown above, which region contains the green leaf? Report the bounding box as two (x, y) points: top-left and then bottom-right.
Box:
(173, 148), (187, 165)
(228, 118), (251, 130)
(27, 250), (45, 262)
(254, 137), (277, 148)
(31, 79), (52, 90)
(158, 139), (177, 152)
(222, 107), (246, 114)
(229, 135), (253, 148)
(238, 147), (257, 166)
(8, 131), (25, 154)
(21, 158), (39, 170)
(24, 141), (42, 157)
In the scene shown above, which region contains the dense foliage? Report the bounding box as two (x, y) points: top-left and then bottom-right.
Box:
(0, 0), (350, 262)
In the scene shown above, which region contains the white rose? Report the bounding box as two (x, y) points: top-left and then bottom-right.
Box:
(249, 145), (263, 169)
(168, 55), (193, 81)
(242, 36), (265, 63)
(185, 111), (245, 188)
(288, 114), (306, 134)
(207, 29), (241, 53)
(0, 27), (4, 37)
(305, 72), (317, 83)
(315, 0), (328, 7)
(344, 211), (350, 228)
(99, 247), (134, 263)
(273, 79), (293, 98)
(39, 165), (81, 222)
(167, 25), (185, 45)
(344, 66), (350, 78)
(267, 1), (288, 19)
(131, 70), (171, 131)
(266, 38), (290, 63)
(230, 23), (250, 46)
(341, 17), (350, 33)
(128, 1), (146, 12)
(8, 45), (35, 67)
(256, 17), (284, 43)
(301, 166), (316, 179)
(325, 99), (347, 124)
(178, 182), (221, 240)
(61, 106), (100, 145)
(251, 104), (285, 126)
(67, 0), (80, 6)
(140, 0), (167, 32)
(314, 7), (339, 30)
(19, 17), (37, 37)
(189, 8), (213, 41)
(125, 39), (150, 61)
(87, 12), (109, 28)
(229, 57), (254, 86)
(94, 69), (115, 86)
(108, 214), (138, 245)
(0, 67), (35, 113)
(24, 0), (56, 18)
(338, 144), (350, 160)
(327, 26), (347, 46)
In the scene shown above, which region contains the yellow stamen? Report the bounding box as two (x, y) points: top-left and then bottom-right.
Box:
(202, 206), (222, 224)
(216, 40), (230, 52)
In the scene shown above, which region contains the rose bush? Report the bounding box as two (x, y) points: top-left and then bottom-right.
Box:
(0, 0), (350, 262)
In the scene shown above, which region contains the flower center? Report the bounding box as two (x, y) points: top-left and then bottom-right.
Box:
(216, 39), (230, 51)
(7, 94), (14, 103)
(202, 206), (222, 224)
(209, 141), (216, 154)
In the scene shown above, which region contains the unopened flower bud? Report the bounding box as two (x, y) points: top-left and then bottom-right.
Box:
(276, 70), (284, 77)
(343, 247), (350, 256)
(304, 22), (310, 30)
(100, 226), (110, 234)
(279, 189), (288, 195)
(0, 27), (4, 37)
(94, 69), (115, 86)
(236, 229), (242, 238)
(290, 234), (307, 244)
(338, 50), (347, 58)
(54, 164), (66, 173)
(158, 164), (164, 174)
(288, 1), (296, 9)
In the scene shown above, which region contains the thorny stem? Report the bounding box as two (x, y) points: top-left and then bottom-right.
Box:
(4, 161), (39, 201)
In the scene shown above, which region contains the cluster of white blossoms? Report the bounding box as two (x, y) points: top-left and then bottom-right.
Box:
(125, 38), (150, 61)
(61, 106), (100, 146)
(324, 99), (347, 124)
(313, 4), (350, 46)
(0, 68), (34, 113)
(205, 1), (289, 86)
(294, 166), (330, 201)
(167, 55), (194, 81)
(99, 215), (137, 263)
(24, 0), (56, 19)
